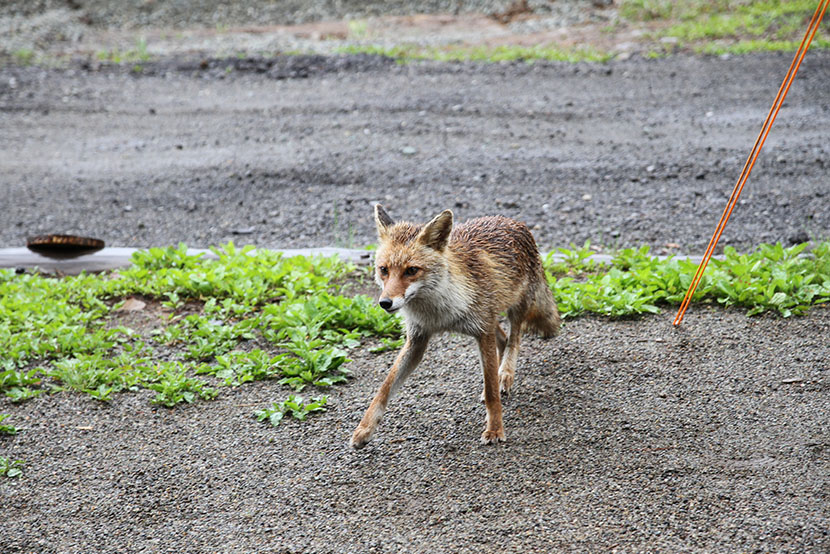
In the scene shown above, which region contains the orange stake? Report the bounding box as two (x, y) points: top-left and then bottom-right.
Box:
(673, 0), (830, 326)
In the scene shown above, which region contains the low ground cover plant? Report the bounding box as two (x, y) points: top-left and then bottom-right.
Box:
(338, 1), (830, 62)
(0, 240), (828, 422)
(0, 457), (23, 478)
(0, 243), (400, 423)
(546, 241), (830, 318)
(255, 395), (329, 428)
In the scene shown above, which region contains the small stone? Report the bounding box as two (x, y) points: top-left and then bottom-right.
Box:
(118, 298), (146, 312)
(232, 226), (256, 235)
(400, 146), (417, 156)
(582, 194), (592, 201)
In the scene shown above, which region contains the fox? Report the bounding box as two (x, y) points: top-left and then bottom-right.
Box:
(350, 204), (560, 449)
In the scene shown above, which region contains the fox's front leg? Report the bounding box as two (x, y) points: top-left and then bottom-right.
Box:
(478, 328), (506, 445)
(351, 332), (430, 449)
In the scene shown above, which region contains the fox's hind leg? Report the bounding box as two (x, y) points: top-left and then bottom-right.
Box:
(496, 325), (507, 365)
(498, 312), (524, 396)
(480, 325), (507, 403)
(477, 326), (506, 445)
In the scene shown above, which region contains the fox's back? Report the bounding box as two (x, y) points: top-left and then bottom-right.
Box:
(448, 215), (543, 279)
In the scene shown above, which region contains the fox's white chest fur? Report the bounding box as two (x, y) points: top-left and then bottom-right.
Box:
(401, 266), (482, 336)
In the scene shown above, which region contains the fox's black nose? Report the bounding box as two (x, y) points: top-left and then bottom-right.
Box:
(379, 298), (393, 311)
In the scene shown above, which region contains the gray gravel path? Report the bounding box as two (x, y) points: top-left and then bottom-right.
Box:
(2, 309), (828, 552)
(1, 52), (829, 254)
(1, 15), (829, 553)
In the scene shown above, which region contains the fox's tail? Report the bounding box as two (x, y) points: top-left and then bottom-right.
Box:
(524, 275), (561, 339)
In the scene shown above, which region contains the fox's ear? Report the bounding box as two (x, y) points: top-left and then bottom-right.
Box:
(374, 204), (394, 238)
(417, 209), (453, 251)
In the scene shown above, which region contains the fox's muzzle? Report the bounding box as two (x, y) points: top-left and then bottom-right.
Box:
(378, 298), (394, 311)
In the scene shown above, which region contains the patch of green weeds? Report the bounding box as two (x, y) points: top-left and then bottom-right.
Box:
(179, 313), (257, 361)
(254, 395), (328, 427)
(370, 336), (406, 354)
(12, 48), (35, 65)
(114, 242), (351, 303)
(148, 362), (218, 407)
(0, 363), (44, 403)
(259, 292), (401, 347)
(96, 37), (152, 64)
(547, 241), (830, 318)
(347, 19), (370, 40)
(196, 349), (288, 386)
(545, 240), (608, 276)
(0, 457), (23, 478)
(277, 330), (351, 391)
(0, 242), (373, 426)
(45, 348), (153, 402)
(698, 36), (830, 55)
(0, 414), (18, 435)
(337, 43), (613, 64)
(618, 0), (830, 55)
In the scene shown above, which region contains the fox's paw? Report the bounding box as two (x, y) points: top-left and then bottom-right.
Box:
(350, 426), (375, 450)
(480, 428), (506, 445)
(498, 371), (514, 397)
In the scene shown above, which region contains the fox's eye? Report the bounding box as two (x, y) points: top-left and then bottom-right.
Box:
(378, 266), (389, 276)
(404, 267), (420, 276)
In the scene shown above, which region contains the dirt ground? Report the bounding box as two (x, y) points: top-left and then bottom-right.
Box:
(1, 51), (829, 254)
(1, 307), (828, 553)
(1, 12), (829, 554)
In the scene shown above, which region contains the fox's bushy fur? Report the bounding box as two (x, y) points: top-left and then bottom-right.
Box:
(350, 205), (560, 449)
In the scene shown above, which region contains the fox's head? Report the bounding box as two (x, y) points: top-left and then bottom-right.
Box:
(372, 204), (453, 313)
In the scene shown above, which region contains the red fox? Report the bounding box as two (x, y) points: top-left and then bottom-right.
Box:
(350, 205), (560, 449)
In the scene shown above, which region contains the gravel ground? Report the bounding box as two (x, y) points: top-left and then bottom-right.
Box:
(1, 308), (828, 552)
(1, 4), (830, 553)
(1, 52), (829, 253)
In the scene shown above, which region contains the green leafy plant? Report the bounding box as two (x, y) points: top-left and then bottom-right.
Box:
(278, 331), (351, 391)
(180, 314), (256, 360)
(546, 241), (830, 318)
(12, 48), (35, 65)
(258, 292), (400, 347)
(0, 414), (18, 435)
(0, 457), (23, 478)
(148, 363), (218, 407)
(5, 387), (43, 403)
(0, 366), (41, 390)
(545, 240), (608, 276)
(196, 349), (288, 386)
(370, 336), (406, 354)
(254, 395), (328, 427)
